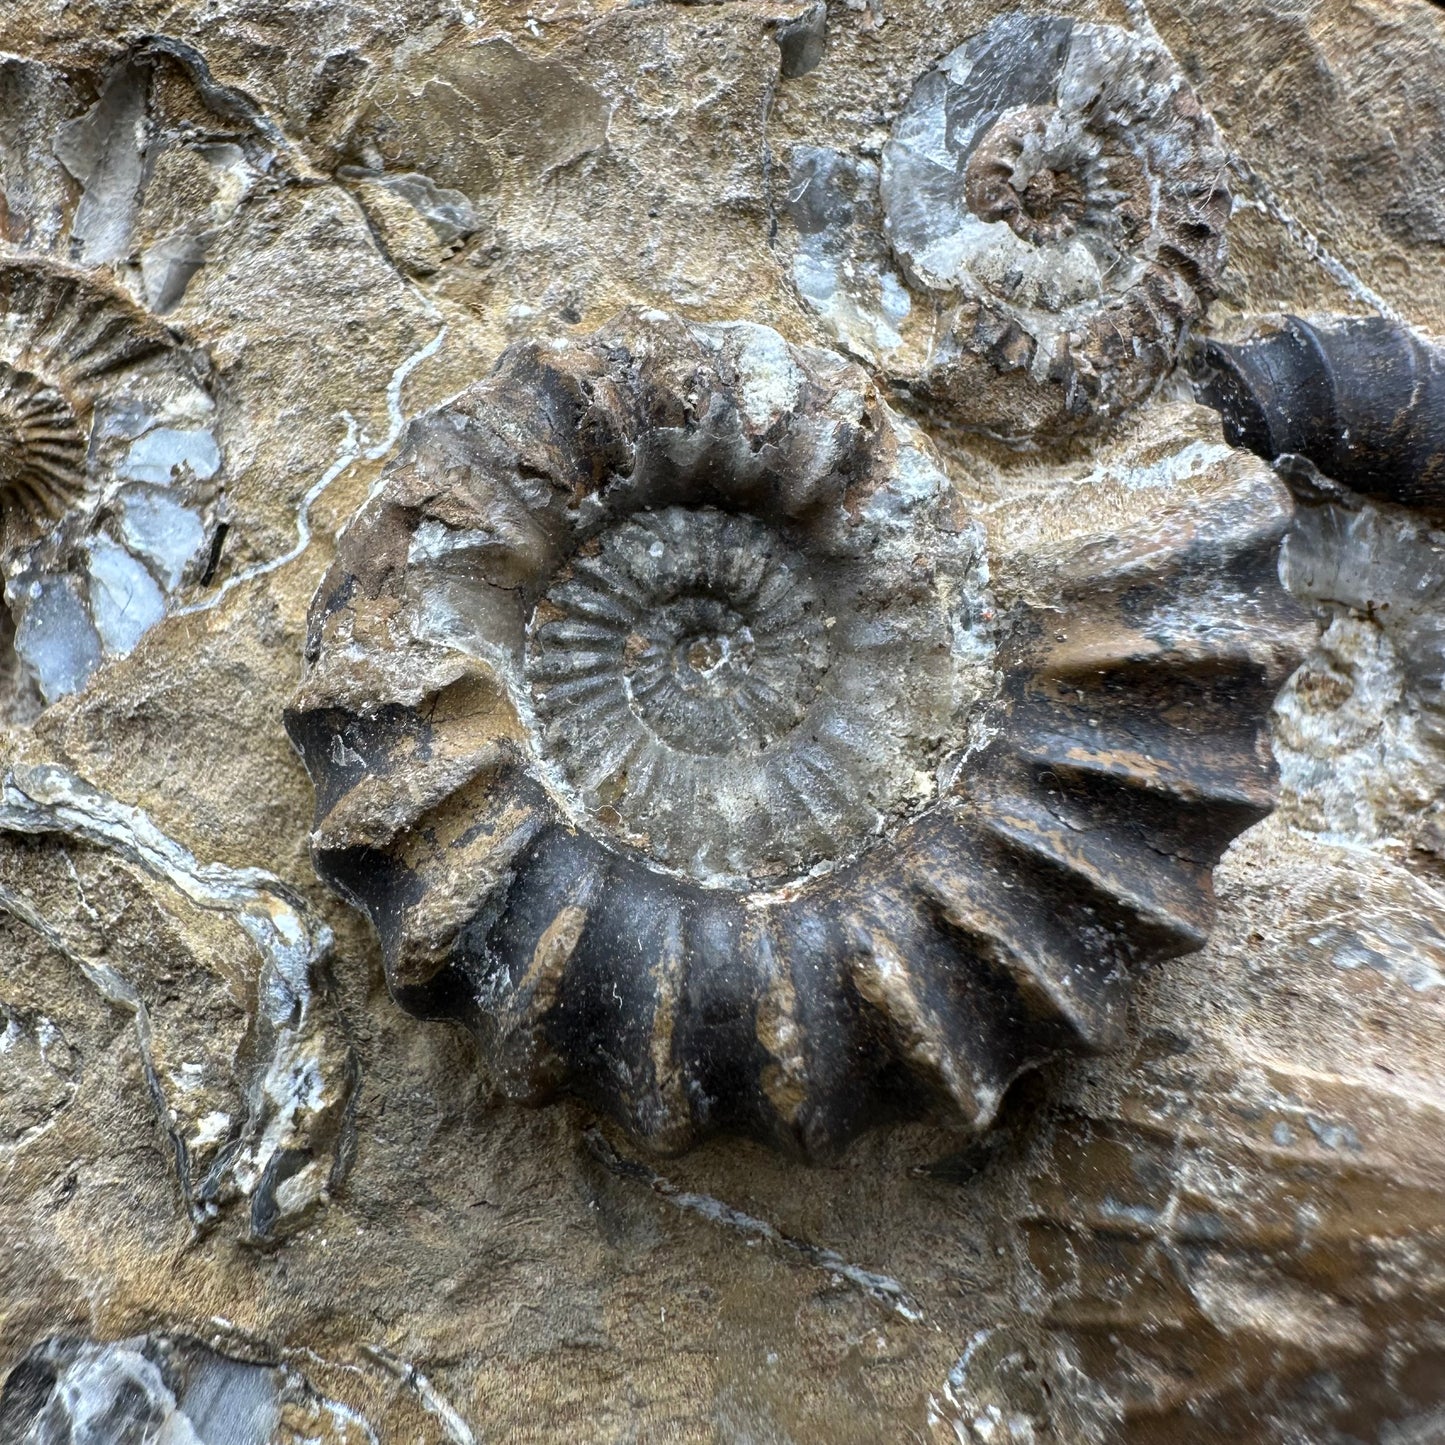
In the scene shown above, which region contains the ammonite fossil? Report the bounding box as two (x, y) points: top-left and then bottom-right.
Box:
(1195, 315), (1445, 512)
(882, 13), (1230, 441)
(287, 312), (1305, 1157)
(786, 14), (1230, 446)
(0, 253), (220, 711)
(0, 257), (175, 532)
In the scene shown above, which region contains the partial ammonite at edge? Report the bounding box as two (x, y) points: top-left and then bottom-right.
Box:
(286, 312), (1306, 1157)
(0, 252), (222, 716)
(0, 256), (175, 531)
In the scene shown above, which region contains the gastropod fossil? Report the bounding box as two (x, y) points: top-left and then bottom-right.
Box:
(1194, 315), (1445, 511)
(287, 312), (1304, 1157)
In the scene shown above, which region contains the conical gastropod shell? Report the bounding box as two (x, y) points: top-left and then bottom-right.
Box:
(1195, 314), (1445, 511)
(287, 312), (1305, 1157)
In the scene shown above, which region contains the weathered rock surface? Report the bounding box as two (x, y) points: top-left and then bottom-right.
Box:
(0, 0), (1442, 1441)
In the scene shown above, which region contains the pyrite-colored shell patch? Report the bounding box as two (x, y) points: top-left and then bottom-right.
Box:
(287, 313), (1305, 1158)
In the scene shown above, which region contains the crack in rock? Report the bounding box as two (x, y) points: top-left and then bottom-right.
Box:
(0, 762), (356, 1242)
(585, 1127), (923, 1322)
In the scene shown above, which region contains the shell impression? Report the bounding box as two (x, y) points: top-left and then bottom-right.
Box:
(1195, 315), (1445, 512)
(287, 312), (1304, 1157)
(871, 14), (1230, 442)
(0, 256), (174, 531)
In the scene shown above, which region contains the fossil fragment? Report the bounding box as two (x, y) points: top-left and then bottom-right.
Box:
(5, 44), (273, 314)
(1195, 315), (1445, 511)
(0, 1334), (374, 1444)
(0, 762), (356, 1244)
(1272, 495), (1445, 853)
(787, 15), (1230, 445)
(773, 1), (828, 79)
(287, 312), (1303, 1158)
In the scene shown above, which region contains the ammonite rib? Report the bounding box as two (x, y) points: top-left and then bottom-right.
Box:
(1195, 314), (1445, 511)
(287, 311), (1304, 1157)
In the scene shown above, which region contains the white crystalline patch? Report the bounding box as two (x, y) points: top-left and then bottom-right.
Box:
(861, 443), (946, 526)
(791, 251), (905, 361)
(720, 324), (805, 426)
(408, 519), (499, 565)
(35, 1017), (63, 1063)
(54, 1346), (204, 1445)
(1070, 437), (1236, 494)
(121, 426), (221, 484)
(190, 1110), (233, 1149)
(117, 486), (207, 590)
(878, 271), (911, 322)
(967, 227), (1105, 313)
(13, 575), (103, 700)
(87, 535), (167, 657)
(168, 1061), (206, 1092)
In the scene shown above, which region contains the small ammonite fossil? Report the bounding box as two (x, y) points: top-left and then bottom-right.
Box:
(0, 256), (175, 534)
(287, 311), (1304, 1158)
(881, 13), (1231, 442)
(787, 14), (1231, 447)
(1195, 315), (1445, 512)
(0, 253), (221, 713)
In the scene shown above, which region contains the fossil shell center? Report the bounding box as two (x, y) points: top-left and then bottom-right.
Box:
(525, 494), (992, 887)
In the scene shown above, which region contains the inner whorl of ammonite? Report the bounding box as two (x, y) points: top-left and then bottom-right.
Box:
(961, 104), (1142, 255)
(0, 361), (87, 522)
(526, 503), (977, 885)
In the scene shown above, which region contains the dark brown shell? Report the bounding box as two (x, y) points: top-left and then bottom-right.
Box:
(285, 311), (1306, 1158)
(1195, 315), (1445, 511)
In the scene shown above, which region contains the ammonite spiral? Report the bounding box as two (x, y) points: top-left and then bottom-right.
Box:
(1195, 315), (1445, 512)
(787, 14), (1230, 446)
(287, 312), (1305, 1157)
(0, 256), (174, 534)
(882, 13), (1230, 441)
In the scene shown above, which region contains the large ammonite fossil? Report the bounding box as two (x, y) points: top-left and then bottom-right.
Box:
(287, 312), (1304, 1157)
(871, 13), (1230, 443)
